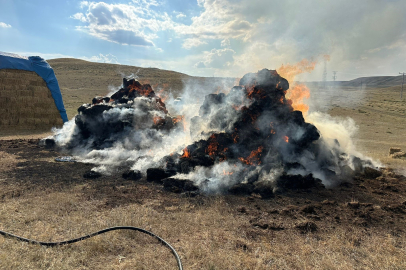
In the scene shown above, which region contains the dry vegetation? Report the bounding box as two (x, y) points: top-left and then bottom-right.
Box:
(0, 60), (406, 269)
(0, 140), (405, 269)
(0, 69), (63, 133)
(325, 85), (406, 170)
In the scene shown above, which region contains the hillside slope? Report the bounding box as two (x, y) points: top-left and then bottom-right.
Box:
(343, 75), (404, 87)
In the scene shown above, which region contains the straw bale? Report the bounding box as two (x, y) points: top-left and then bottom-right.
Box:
(0, 119), (10, 125)
(15, 90), (32, 97)
(2, 78), (27, 85)
(40, 118), (50, 125)
(18, 118), (27, 125)
(33, 118), (42, 125)
(0, 90), (13, 98)
(0, 68), (63, 131)
(24, 118), (35, 126)
(32, 88), (50, 98)
(30, 80), (47, 87)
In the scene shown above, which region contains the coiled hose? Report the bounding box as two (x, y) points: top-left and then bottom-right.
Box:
(0, 226), (183, 270)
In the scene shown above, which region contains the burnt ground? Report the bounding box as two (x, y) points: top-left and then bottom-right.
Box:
(1, 139), (406, 236)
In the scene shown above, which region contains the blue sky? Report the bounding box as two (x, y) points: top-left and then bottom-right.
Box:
(0, 0), (405, 81)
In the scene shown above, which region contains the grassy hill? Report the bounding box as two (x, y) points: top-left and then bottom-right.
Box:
(305, 75), (404, 89)
(343, 75), (405, 88)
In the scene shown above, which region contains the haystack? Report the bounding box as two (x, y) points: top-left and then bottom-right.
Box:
(0, 69), (63, 130)
(0, 52), (68, 132)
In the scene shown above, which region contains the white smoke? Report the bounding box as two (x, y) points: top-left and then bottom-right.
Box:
(51, 70), (380, 194)
(173, 162), (246, 194)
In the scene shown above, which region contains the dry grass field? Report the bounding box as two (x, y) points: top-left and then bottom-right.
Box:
(320, 85), (406, 170)
(0, 60), (406, 269)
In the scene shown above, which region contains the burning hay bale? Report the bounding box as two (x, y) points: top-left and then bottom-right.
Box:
(53, 68), (375, 197)
(158, 69), (369, 195)
(67, 78), (180, 150)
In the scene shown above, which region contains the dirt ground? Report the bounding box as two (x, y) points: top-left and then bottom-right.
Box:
(0, 139), (405, 269)
(0, 70), (406, 268)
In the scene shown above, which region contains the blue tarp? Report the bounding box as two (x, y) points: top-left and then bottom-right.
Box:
(0, 51), (68, 122)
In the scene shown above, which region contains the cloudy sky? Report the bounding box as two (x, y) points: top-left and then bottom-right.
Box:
(0, 0), (405, 81)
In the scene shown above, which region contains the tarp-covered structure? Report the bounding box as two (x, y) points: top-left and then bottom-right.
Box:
(0, 52), (68, 130)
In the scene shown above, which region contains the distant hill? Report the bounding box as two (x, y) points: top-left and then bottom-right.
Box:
(47, 58), (235, 118)
(304, 75), (404, 88)
(342, 76), (404, 88)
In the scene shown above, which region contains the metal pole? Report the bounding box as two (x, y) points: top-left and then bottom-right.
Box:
(400, 72), (405, 99)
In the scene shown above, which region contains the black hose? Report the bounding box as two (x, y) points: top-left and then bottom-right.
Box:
(0, 226), (183, 270)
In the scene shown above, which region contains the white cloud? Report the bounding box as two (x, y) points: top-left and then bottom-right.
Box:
(15, 52), (74, 59)
(182, 38), (207, 49)
(172, 1), (253, 48)
(70, 0), (406, 80)
(196, 48), (235, 69)
(71, 13), (87, 22)
(72, 1), (174, 47)
(221, 38), (230, 47)
(0, 22), (11, 28)
(176, 12), (186, 18)
(79, 1), (90, 9)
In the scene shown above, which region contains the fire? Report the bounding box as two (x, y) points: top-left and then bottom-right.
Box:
(172, 115), (186, 131)
(247, 87), (266, 100)
(287, 84), (310, 112)
(206, 134), (219, 156)
(156, 84), (169, 103)
(239, 146), (263, 165)
(277, 59), (316, 113)
(222, 170), (234, 176)
(232, 131), (239, 143)
(219, 147), (228, 162)
(128, 81), (154, 97)
(284, 136), (289, 143)
(277, 59), (316, 83)
(172, 115), (184, 124)
(153, 116), (164, 125)
(181, 147), (191, 158)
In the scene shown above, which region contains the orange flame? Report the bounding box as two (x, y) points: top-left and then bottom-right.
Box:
(181, 147), (191, 158)
(222, 170), (234, 176)
(172, 115), (186, 131)
(287, 84), (310, 112)
(128, 80), (154, 97)
(172, 115), (183, 123)
(239, 146), (263, 165)
(284, 136), (289, 143)
(277, 59), (316, 113)
(153, 116), (164, 125)
(232, 132), (239, 143)
(206, 134), (219, 156)
(156, 83), (169, 102)
(277, 59), (316, 83)
(219, 147), (228, 162)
